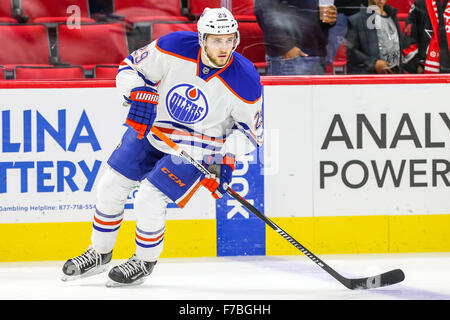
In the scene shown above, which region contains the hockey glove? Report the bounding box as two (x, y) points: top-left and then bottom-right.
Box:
(201, 154), (235, 199)
(125, 86), (159, 139)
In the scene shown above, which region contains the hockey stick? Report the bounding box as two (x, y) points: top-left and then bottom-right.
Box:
(150, 126), (405, 290)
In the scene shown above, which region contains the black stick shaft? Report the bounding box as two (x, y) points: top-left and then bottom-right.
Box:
(150, 127), (404, 290)
(181, 149), (349, 287)
(225, 187), (348, 287)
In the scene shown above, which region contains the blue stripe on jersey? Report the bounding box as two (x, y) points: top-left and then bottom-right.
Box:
(156, 31), (199, 61)
(123, 95), (131, 103)
(237, 121), (264, 139)
(233, 122), (262, 147)
(118, 63), (156, 86)
(126, 54), (135, 64)
(137, 70), (157, 86)
(236, 127), (258, 147)
(117, 66), (133, 73)
(237, 121), (250, 130)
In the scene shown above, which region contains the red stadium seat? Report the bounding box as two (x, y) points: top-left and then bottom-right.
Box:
(0, 25), (51, 70)
(0, 17), (17, 24)
(399, 20), (405, 32)
(57, 23), (129, 70)
(94, 65), (119, 79)
(388, 0), (414, 14)
(397, 13), (408, 21)
(33, 16), (95, 23)
(188, 0), (256, 21)
(0, 0), (12, 18)
(123, 16), (190, 24)
(21, 0), (95, 23)
(332, 42), (347, 74)
(113, 0), (189, 23)
(151, 23), (197, 40)
(0, 66), (5, 79)
(236, 22), (266, 69)
(14, 66), (85, 80)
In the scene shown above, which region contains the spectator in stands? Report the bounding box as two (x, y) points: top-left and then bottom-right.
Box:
(254, 0), (337, 75)
(327, 0), (366, 67)
(345, 0), (404, 74)
(402, 0), (450, 73)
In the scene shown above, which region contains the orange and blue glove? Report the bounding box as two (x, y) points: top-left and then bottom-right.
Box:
(125, 86), (159, 139)
(201, 153), (235, 199)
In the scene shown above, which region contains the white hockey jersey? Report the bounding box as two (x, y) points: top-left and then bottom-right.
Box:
(116, 31), (263, 161)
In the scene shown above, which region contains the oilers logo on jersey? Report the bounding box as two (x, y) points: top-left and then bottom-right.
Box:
(166, 84), (209, 124)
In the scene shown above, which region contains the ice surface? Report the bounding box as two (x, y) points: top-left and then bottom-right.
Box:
(0, 253), (449, 300)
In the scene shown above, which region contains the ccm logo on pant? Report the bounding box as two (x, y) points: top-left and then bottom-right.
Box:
(161, 167), (186, 187)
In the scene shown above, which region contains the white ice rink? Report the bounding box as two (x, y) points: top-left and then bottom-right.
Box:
(1, 252), (449, 301)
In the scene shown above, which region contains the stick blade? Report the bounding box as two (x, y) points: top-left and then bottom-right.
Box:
(348, 269), (405, 290)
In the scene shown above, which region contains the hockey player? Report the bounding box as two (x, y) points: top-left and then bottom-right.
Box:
(61, 7), (263, 287)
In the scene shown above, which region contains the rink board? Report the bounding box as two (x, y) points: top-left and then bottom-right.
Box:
(0, 76), (449, 261)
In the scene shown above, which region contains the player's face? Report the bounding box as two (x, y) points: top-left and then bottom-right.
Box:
(203, 34), (236, 67)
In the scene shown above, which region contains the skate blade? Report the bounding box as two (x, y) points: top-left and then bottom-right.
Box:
(105, 278), (145, 288)
(61, 264), (110, 282)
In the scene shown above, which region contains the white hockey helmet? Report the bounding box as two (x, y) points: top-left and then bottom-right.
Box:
(197, 7), (240, 67)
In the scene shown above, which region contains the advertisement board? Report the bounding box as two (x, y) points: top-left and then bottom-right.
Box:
(1, 76), (449, 261)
